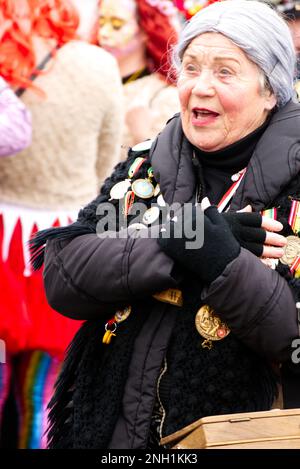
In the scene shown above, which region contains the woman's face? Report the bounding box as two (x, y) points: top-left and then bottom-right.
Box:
(178, 33), (276, 152)
(98, 0), (142, 57)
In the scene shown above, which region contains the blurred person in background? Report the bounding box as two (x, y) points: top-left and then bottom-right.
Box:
(0, 0), (123, 448)
(173, 0), (221, 19)
(282, 1), (300, 95)
(96, 0), (181, 151)
(272, 0), (300, 96)
(71, 0), (99, 40)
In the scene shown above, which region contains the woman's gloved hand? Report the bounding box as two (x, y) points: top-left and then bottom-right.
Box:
(158, 205), (240, 284)
(222, 211), (265, 257)
(222, 208), (286, 259)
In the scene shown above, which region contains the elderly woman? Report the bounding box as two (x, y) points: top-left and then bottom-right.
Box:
(31, 0), (300, 449)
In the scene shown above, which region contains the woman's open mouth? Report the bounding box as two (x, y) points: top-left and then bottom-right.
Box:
(191, 107), (220, 126)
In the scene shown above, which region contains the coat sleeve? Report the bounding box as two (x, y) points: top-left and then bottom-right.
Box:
(201, 248), (299, 362)
(43, 229), (182, 321)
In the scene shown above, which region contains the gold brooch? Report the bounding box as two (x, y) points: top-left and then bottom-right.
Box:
(153, 288), (183, 306)
(280, 235), (300, 267)
(195, 305), (230, 349)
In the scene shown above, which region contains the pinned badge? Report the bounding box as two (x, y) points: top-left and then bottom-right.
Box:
(157, 194), (166, 207)
(195, 305), (230, 349)
(142, 206), (160, 225)
(153, 288), (183, 307)
(280, 235), (300, 267)
(110, 179), (131, 200)
(115, 306), (131, 323)
(131, 178), (155, 199)
(131, 139), (154, 152)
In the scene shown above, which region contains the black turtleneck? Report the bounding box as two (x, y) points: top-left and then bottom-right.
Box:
(193, 119), (269, 205)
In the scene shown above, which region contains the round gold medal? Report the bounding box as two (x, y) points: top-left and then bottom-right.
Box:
(195, 305), (230, 342)
(131, 179), (155, 199)
(280, 235), (300, 266)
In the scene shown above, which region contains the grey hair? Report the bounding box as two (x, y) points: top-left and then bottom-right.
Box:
(173, 0), (296, 107)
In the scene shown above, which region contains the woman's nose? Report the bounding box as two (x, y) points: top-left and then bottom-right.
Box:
(192, 71), (215, 96)
(100, 22), (113, 39)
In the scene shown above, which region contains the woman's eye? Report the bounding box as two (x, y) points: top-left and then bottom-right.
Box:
(111, 18), (125, 30)
(218, 68), (233, 77)
(183, 64), (198, 73)
(99, 16), (125, 30)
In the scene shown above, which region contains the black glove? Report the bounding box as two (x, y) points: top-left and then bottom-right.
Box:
(158, 205), (240, 284)
(222, 211), (265, 257)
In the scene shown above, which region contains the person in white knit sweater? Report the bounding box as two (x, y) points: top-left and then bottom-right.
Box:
(0, 0), (123, 449)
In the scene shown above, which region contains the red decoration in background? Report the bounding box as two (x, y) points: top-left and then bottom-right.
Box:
(173, 0), (222, 19)
(0, 0), (79, 91)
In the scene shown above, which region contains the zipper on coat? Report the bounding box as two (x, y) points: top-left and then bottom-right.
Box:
(157, 356), (168, 440)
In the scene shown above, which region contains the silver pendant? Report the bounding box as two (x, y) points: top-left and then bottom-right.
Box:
(142, 206), (160, 225)
(157, 194), (166, 207)
(110, 179), (131, 200)
(131, 139), (154, 152)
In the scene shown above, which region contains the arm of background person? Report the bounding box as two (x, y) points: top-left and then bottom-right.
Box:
(0, 76), (32, 157)
(125, 80), (180, 145)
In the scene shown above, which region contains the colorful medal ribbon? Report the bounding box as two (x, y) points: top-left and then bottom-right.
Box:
(123, 190), (135, 217)
(217, 168), (246, 212)
(290, 256), (300, 278)
(128, 157), (146, 178)
(261, 207), (277, 220)
(288, 199), (300, 234)
(287, 198), (300, 277)
(263, 200), (300, 277)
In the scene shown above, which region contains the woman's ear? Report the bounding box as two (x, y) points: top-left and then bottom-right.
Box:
(265, 92), (277, 111)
